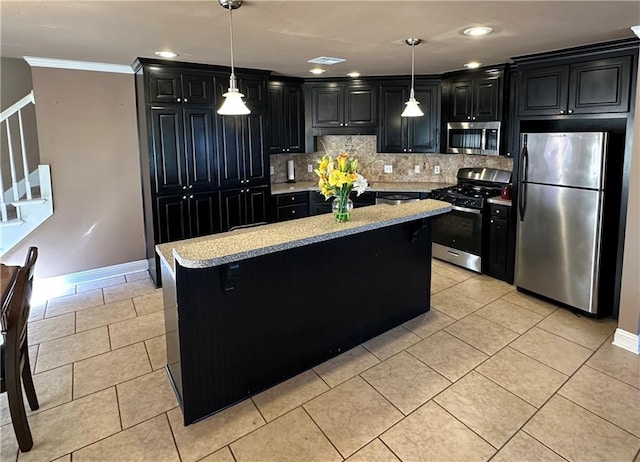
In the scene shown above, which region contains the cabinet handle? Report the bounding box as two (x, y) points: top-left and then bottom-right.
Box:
(177, 98), (181, 102)
(568, 109), (574, 114)
(560, 110), (565, 114)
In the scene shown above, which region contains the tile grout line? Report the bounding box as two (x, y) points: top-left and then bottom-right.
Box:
(299, 404), (346, 460)
(582, 363), (640, 391)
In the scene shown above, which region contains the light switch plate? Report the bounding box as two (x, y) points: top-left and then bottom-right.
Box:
(414, 165), (420, 173)
(384, 165), (393, 173)
(434, 165), (441, 175)
(270, 166), (275, 175)
(307, 164), (313, 173)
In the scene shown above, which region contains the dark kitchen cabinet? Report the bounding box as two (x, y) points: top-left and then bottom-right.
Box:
(485, 204), (514, 283)
(272, 192), (310, 222)
(378, 80), (441, 153)
(446, 70), (504, 122)
(518, 55), (632, 116)
(268, 80), (305, 154)
(220, 186), (268, 231)
(149, 107), (218, 195)
(148, 69), (214, 105)
(156, 192), (222, 244)
(308, 83), (377, 130)
(216, 78), (269, 189)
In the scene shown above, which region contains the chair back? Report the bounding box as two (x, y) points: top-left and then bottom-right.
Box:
(1, 247), (38, 345)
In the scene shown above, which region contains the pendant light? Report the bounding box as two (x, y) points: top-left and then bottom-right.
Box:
(401, 38), (424, 118)
(217, 0), (250, 115)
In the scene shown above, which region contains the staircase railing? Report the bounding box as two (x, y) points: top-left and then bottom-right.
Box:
(0, 90), (36, 222)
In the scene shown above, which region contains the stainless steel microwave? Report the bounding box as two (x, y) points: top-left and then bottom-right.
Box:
(446, 121), (501, 155)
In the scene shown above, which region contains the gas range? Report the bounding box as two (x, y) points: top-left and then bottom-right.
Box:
(430, 184), (502, 209)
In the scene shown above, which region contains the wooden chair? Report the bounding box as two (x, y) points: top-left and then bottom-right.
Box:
(1, 247), (39, 452)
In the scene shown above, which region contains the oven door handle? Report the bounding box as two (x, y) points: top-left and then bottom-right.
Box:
(451, 205), (482, 215)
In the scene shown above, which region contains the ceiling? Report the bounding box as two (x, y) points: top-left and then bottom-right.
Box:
(1, 1), (639, 78)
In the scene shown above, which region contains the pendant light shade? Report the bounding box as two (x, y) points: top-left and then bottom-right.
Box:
(217, 0), (250, 115)
(401, 38), (424, 118)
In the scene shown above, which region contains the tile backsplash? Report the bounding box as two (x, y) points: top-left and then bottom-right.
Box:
(270, 135), (514, 185)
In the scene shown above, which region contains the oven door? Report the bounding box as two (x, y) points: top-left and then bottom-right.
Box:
(432, 206), (483, 272)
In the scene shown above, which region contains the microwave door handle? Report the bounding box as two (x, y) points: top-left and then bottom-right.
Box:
(518, 137), (528, 221)
(481, 128), (487, 152)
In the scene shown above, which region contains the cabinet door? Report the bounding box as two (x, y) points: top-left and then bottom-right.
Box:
(184, 108), (218, 191)
(345, 85), (377, 127)
(149, 71), (182, 104)
(285, 85), (305, 152)
(217, 114), (243, 188)
(377, 85), (408, 153)
(311, 86), (343, 127)
(241, 113), (268, 185)
(449, 80), (472, 121)
(474, 76), (501, 121)
(569, 56), (632, 114)
(486, 217), (509, 280)
(182, 73), (214, 105)
(156, 195), (190, 243)
(245, 186), (268, 225)
(518, 65), (569, 116)
(267, 84), (286, 154)
(240, 78), (267, 112)
(189, 191), (222, 238)
(408, 84), (440, 153)
(220, 189), (245, 231)
(150, 108), (186, 194)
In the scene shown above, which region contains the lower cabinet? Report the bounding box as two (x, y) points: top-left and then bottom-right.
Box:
(485, 204), (514, 283)
(156, 192), (222, 243)
(273, 192), (310, 221)
(220, 186), (269, 231)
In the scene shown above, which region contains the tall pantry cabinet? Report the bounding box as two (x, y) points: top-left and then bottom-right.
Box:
(133, 59), (270, 286)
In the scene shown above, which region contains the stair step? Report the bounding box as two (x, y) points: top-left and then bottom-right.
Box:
(0, 218), (24, 227)
(11, 198), (46, 207)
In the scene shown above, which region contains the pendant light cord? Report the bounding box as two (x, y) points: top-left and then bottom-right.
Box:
(228, 4), (236, 88)
(410, 41), (416, 99)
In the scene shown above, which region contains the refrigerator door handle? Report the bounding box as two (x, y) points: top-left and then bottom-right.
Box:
(518, 138), (528, 221)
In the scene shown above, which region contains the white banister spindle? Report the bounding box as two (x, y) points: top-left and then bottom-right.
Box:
(0, 168), (7, 222)
(4, 118), (20, 202)
(17, 109), (32, 199)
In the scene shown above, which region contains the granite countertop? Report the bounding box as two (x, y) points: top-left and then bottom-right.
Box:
(157, 200), (451, 272)
(270, 181), (454, 195)
(487, 197), (513, 206)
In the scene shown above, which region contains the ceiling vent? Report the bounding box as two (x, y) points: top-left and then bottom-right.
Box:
(307, 56), (346, 65)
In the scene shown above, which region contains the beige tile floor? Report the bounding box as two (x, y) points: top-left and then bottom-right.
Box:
(1, 261), (639, 462)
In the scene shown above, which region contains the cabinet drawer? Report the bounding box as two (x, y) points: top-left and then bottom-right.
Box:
(276, 192), (309, 206)
(276, 204), (309, 221)
(489, 204), (510, 218)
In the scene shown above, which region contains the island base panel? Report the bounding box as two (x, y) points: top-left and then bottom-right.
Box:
(169, 220), (432, 424)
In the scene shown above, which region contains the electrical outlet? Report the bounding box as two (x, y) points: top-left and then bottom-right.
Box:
(384, 165), (393, 174)
(434, 165), (441, 175)
(269, 166), (275, 175)
(414, 165), (420, 174)
(307, 164), (313, 173)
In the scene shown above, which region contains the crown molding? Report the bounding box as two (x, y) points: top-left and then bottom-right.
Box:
(24, 57), (134, 74)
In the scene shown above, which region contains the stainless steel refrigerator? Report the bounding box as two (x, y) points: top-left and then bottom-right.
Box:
(515, 132), (608, 315)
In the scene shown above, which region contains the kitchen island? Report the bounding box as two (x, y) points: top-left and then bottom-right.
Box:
(157, 199), (451, 425)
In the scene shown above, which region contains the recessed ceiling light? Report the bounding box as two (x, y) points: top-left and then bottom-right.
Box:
(346, 72), (361, 78)
(155, 51), (178, 58)
(464, 61), (482, 69)
(309, 68), (326, 75)
(463, 26), (493, 37)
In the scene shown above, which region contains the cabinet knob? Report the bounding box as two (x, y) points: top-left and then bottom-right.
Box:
(344, 123), (348, 126)
(292, 210), (296, 214)
(408, 149), (412, 152)
(472, 116), (476, 120)
(291, 197), (295, 201)
(184, 98), (188, 102)
(491, 219), (494, 223)
(188, 185), (193, 189)
(189, 195), (193, 199)
(182, 186), (187, 190)
(467, 116), (472, 120)
(182, 195), (187, 200)
(496, 209), (500, 214)
(568, 109), (574, 114)
(403, 148), (407, 152)
(177, 98), (181, 102)
(560, 110), (566, 114)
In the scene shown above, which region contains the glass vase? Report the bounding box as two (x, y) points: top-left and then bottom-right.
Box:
(332, 197), (353, 223)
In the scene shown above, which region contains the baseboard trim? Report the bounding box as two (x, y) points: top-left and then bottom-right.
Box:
(33, 259), (149, 302)
(612, 328), (640, 355)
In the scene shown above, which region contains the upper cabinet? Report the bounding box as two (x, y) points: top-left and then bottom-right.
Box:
(444, 67), (506, 122)
(377, 80), (441, 153)
(148, 69), (214, 105)
(267, 80), (305, 154)
(306, 82), (377, 132)
(517, 54), (633, 117)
